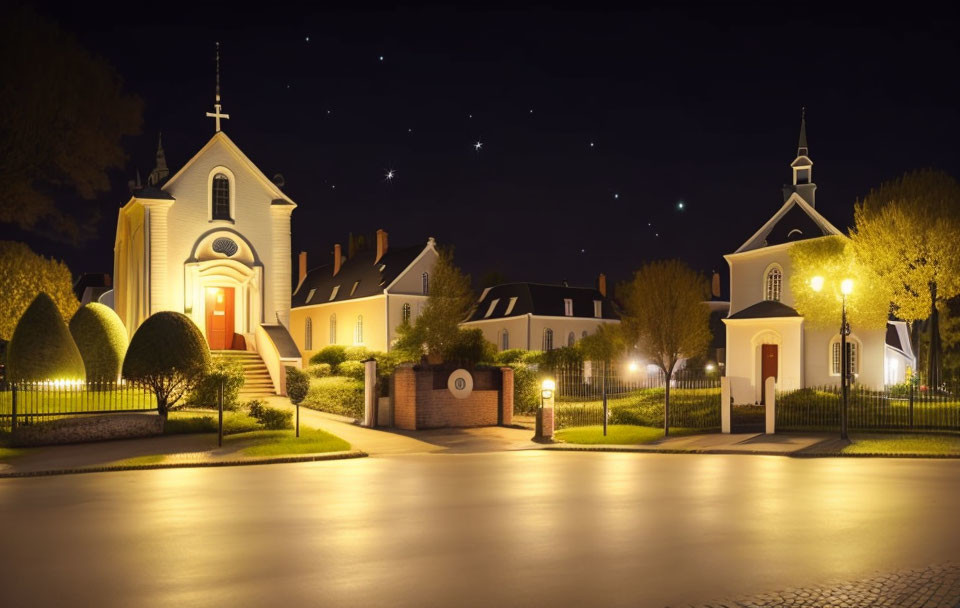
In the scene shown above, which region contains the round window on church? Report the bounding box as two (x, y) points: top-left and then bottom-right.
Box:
(212, 237), (239, 257)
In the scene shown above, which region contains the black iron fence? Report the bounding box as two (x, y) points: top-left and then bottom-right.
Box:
(0, 380), (157, 431)
(776, 380), (960, 432)
(554, 363), (721, 430)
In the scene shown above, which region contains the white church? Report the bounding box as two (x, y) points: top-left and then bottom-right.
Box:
(106, 62), (301, 395)
(722, 115), (916, 405)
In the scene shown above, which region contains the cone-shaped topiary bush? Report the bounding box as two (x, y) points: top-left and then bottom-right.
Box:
(123, 311), (211, 419)
(7, 292), (85, 382)
(69, 303), (128, 384)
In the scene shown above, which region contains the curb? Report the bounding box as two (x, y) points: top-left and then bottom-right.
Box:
(0, 450), (368, 479)
(543, 445), (960, 459)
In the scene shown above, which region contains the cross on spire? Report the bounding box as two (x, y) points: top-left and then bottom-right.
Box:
(206, 42), (230, 132)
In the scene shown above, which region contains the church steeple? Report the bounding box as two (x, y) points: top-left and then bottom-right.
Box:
(146, 132), (169, 186)
(785, 108), (816, 207)
(205, 42), (230, 132)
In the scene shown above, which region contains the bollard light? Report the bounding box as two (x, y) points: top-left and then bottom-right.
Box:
(541, 378), (555, 401)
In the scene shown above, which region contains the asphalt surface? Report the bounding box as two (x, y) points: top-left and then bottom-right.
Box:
(1, 451), (959, 607)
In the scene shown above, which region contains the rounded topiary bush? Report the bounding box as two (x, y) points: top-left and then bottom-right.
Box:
(309, 345), (347, 367)
(69, 303), (128, 383)
(7, 292), (85, 383)
(123, 311), (211, 419)
(336, 359), (366, 381)
(286, 366), (310, 405)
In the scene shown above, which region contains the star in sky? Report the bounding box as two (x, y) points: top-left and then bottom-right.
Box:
(613, 193), (619, 199)
(589, 142), (595, 148)
(677, 200), (685, 210)
(474, 140), (483, 151)
(305, 36), (310, 42)
(379, 55), (384, 61)
(385, 169), (396, 181)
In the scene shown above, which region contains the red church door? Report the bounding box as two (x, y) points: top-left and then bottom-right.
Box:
(205, 287), (235, 350)
(761, 344), (778, 404)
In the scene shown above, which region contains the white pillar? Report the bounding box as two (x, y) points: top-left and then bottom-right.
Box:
(721, 377), (731, 434)
(765, 376), (776, 434)
(143, 201), (174, 315)
(363, 359), (377, 428)
(270, 204), (294, 328)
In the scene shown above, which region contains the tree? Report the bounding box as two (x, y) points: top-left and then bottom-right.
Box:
(0, 241), (79, 341)
(285, 366), (310, 405)
(0, 6), (142, 242)
(579, 323), (627, 364)
(619, 260), (712, 436)
(394, 248), (474, 362)
(789, 235), (891, 330)
(69, 303), (128, 384)
(6, 292), (85, 383)
(850, 169), (960, 387)
(122, 312), (211, 420)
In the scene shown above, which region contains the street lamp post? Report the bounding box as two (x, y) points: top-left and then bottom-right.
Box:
(812, 276), (853, 440)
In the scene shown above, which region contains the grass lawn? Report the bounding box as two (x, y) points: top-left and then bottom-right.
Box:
(556, 424), (701, 445)
(841, 433), (960, 456)
(231, 427), (350, 456)
(165, 409), (261, 435)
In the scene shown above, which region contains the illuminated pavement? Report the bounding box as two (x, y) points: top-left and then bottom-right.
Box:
(1, 452), (959, 607)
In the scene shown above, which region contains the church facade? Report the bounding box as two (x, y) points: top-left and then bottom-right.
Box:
(722, 116), (915, 404)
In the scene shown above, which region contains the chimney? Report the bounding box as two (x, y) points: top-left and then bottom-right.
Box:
(375, 229), (389, 264)
(597, 273), (607, 298)
(711, 271), (721, 299)
(333, 244), (342, 276)
(298, 251), (308, 285)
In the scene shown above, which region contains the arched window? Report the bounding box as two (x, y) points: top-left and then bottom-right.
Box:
(212, 173), (231, 220)
(355, 315), (363, 344)
(304, 317), (313, 351)
(501, 329), (509, 351)
(329, 314), (337, 344)
(830, 337), (860, 376)
(582, 330), (589, 340)
(568, 331), (576, 347)
(764, 266), (783, 302)
(422, 272), (429, 295)
(543, 328), (554, 351)
(401, 303), (412, 324)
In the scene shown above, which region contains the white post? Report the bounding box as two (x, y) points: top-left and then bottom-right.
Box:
(721, 377), (731, 434)
(363, 359), (377, 428)
(765, 377), (776, 434)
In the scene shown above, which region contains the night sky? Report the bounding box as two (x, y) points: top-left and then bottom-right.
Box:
(7, 3), (960, 295)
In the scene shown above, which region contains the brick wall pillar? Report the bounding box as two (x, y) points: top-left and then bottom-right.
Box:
(393, 364), (418, 430)
(500, 367), (514, 427)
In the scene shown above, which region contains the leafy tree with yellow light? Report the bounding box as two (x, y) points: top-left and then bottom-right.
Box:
(0, 241), (79, 341)
(618, 260), (712, 436)
(789, 235), (891, 331)
(849, 169), (960, 387)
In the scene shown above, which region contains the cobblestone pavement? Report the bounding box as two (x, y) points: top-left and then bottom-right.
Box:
(689, 563), (960, 607)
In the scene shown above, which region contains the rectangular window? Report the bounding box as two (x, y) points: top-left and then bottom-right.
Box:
(593, 300), (602, 318)
(832, 342), (858, 375)
(329, 285), (340, 301)
(564, 299), (573, 316)
(484, 299), (500, 318)
(504, 297), (518, 316)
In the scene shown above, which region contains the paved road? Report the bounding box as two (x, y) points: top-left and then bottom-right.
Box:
(1, 452), (959, 607)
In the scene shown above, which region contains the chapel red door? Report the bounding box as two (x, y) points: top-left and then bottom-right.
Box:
(761, 344), (778, 404)
(205, 287), (235, 350)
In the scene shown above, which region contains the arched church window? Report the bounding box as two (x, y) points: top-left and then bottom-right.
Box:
(329, 314), (337, 344)
(402, 303), (411, 324)
(764, 267), (783, 302)
(831, 337), (859, 376)
(355, 315), (364, 344)
(212, 173), (231, 220)
(543, 328), (554, 351)
(501, 329), (509, 351)
(305, 318), (313, 351)
(422, 272), (429, 295)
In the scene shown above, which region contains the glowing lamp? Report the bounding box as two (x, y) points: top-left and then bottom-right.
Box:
(541, 378), (555, 401)
(628, 361), (639, 373)
(841, 279), (853, 295)
(810, 276), (824, 292)
(705, 363), (715, 372)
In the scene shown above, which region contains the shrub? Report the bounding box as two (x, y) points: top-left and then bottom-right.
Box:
(122, 311), (211, 419)
(286, 366), (310, 405)
(494, 349), (527, 365)
(309, 345), (347, 367)
(69, 303), (127, 383)
(247, 399), (294, 429)
(520, 350), (546, 365)
(187, 355), (245, 410)
(336, 359), (366, 381)
(303, 376), (364, 418)
(344, 346), (371, 361)
(445, 328), (497, 367)
(7, 292), (85, 382)
(507, 362), (542, 415)
(0, 241), (79, 342)
(306, 363), (332, 378)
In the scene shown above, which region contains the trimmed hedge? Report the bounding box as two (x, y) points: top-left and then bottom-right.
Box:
(336, 360), (366, 381)
(286, 366), (310, 405)
(344, 346), (371, 361)
(306, 363), (332, 378)
(248, 399), (294, 430)
(303, 376), (364, 418)
(69, 303), (128, 383)
(309, 345), (347, 367)
(187, 355), (246, 410)
(7, 292), (85, 382)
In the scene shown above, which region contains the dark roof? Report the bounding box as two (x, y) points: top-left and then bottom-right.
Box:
(886, 323), (904, 352)
(260, 324), (301, 358)
(132, 186), (175, 201)
(466, 282), (619, 321)
(727, 300), (800, 320)
(292, 243), (427, 308)
(761, 201), (832, 247)
(709, 310), (726, 348)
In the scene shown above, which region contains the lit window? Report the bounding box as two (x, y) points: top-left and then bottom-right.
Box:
(401, 303), (411, 323)
(567, 331), (575, 347)
(764, 267), (783, 302)
(564, 299), (573, 316)
(329, 285), (340, 301)
(593, 300), (602, 318)
(543, 328), (554, 351)
(831, 339), (859, 375)
(350, 281), (360, 296)
(306, 288), (317, 304)
(305, 317), (313, 350)
(484, 298), (500, 318)
(504, 297), (518, 315)
(501, 329), (509, 351)
(329, 314), (337, 344)
(355, 315), (363, 344)
(212, 173), (231, 220)
(422, 272), (429, 295)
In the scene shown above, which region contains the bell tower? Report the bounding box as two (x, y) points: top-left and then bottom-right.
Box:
(788, 108), (816, 207)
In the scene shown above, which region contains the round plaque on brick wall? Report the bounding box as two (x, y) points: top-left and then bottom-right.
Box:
(447, 369), (474, 399)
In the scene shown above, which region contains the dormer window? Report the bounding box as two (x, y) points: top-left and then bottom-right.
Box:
(504, 297), (518, 315)
(212, 173), (231, 220)
(350, 281), (360, 296)
(563, 298), (573, 316)
(484, 298), (500, 318)
(329, 285), (340, 301)
(593, 300), (602, 318)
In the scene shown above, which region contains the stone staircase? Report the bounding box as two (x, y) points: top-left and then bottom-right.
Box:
(211, 350), (276, 400)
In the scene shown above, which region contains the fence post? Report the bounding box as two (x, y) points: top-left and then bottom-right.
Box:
(218, 379), (224, 448)
(721, 377), (731, 434)
(363, 358), (377, 428)
(11, 383), (17, 435)
(765, 377), (776, 434)
(602, 360), (608, 437)
(909, 381), (914, 429)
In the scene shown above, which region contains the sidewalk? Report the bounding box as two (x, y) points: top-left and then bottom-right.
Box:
(546, 431), (839, 456)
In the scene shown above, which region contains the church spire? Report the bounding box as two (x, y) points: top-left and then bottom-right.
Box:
(797, 107), (808, 157)
(786, 108), (816, 207)
(147, 132), (169, 186)
(205, 42), (230, 132)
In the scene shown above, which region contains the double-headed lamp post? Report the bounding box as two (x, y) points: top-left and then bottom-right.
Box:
(811, 275), (853, 440)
